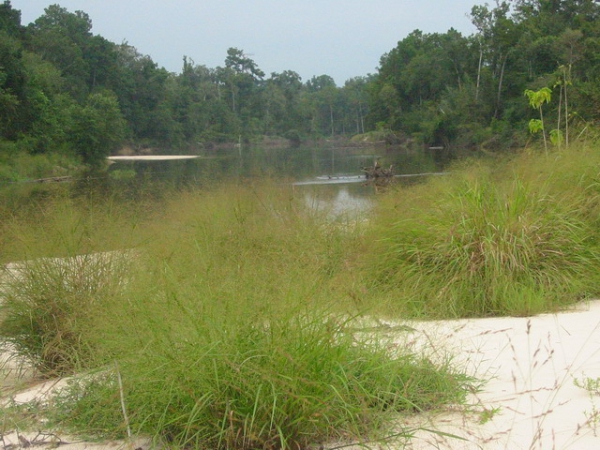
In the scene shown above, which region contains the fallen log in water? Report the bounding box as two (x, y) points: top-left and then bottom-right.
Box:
(31, 176), (73, 183)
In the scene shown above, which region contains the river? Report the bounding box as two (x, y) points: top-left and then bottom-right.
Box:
(0, 145), (446, 221)
(105, 145), (446, 219)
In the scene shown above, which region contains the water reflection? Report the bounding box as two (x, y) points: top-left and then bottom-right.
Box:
(2, 145), (444, 219)
(105, 145), (441, 217)
(111, 147), (439, 219)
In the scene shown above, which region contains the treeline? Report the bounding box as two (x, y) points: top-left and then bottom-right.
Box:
(1, 0), (600, 169)
(370, 0), (600, 150)
(0, 1), (370, 168)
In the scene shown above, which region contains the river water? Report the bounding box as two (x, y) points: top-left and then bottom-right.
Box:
(106, 145), (445, 219)
(0, 145), (445, 220)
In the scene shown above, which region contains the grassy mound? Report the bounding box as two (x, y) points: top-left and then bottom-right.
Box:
(360, 145), (600, 317)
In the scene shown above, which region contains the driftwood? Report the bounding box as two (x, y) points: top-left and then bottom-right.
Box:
(31, 176), (73, 183)
(362, 161), (394, 187)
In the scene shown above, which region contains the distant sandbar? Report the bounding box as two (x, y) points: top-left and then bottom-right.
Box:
(108, 155), (200, 161)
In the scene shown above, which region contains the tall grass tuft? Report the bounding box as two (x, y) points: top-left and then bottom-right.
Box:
(0, 252), (131, 377)
(362, 146), (600, 318)
(52, 307), (468, 449)
(0, 188), (145, 375)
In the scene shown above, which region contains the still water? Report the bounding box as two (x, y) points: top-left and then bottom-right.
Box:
(106, 145), (445, 219)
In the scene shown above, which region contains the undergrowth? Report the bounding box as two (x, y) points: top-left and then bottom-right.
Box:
(2, 142), (600, 447)
(359, 145), (600, 318)
(0, 181), (471, 449)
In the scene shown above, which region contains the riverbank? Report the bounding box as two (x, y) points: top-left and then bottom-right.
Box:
(2, 300), (600, 449)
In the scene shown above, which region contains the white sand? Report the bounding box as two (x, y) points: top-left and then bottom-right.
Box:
(3, 301), (600, 449)
(401, 299), (600, 449)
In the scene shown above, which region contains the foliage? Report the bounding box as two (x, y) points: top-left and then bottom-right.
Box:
(525, 87), (552, 151)
(2, 0), (600, 165)
(368, 1), (600, 149)
(360, 145), (600, 318)
(66, 91), (126, 168)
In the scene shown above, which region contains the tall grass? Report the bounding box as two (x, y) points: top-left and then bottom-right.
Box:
(63, 308), (466, 449)
(0, 253), (131, 376)
(0, 181), (470, 449)
(361, 144), (600, 318)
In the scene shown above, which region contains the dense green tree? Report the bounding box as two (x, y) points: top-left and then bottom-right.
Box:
(218, 48), (264, 131)
(3, 0), (600, 165)
(112, 43), (171, 145)
(0, 32), (26, 140)
(304, 75), (339, 136)
(21, 52), (73, 153)
(26, 4), (93, 99)
(264, 70), (304, 135)
(0, 0), (22, 37)
(368, 29), (477, 144)
(67, 91), (125, 167)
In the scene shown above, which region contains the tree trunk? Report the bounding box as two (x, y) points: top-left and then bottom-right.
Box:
(329, 103), (334, 137)
(565, 64), (570, 147)
(476, 44), (483, 102)
(494, 53), (508, 118)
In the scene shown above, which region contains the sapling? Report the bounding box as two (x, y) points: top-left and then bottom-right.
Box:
(524, 87), (552, 153)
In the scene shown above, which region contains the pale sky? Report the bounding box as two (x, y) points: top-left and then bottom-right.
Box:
(13, 0), (479, 85)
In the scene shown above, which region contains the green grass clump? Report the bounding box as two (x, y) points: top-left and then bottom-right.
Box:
(50, 313), (468, 449)
(0, 189), (146, 375)
(0, 252), (131, 376)
(362, 145), (600, 318)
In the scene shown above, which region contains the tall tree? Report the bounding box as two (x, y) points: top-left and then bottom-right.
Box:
(0, 0), (22, 38)
(26, 5), (93, 99)
(218, 48), (265, 137)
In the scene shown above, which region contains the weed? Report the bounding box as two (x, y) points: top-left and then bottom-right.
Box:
(478, 406), (501, 425)
(574, 375), (600, 436)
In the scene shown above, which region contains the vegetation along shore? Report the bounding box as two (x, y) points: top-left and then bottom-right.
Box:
(2, 0), (600, 448)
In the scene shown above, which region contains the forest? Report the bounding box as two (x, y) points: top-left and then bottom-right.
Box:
(1, 0), (600, 172)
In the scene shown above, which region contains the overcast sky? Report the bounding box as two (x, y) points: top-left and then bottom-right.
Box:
(13, 0), (479, 85)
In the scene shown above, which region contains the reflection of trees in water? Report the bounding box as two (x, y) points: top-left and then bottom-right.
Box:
(101, 146), (440, 191)
(3, 147), (440, 217)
